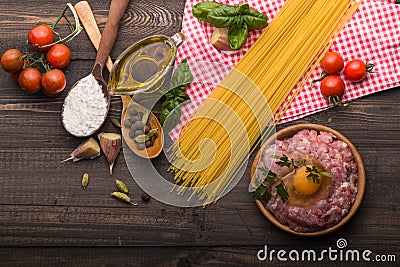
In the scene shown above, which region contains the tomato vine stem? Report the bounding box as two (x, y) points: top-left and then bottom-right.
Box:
(39, 3), (82, 50)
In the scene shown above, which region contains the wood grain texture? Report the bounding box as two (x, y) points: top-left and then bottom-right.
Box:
(0, 0), (399, 266)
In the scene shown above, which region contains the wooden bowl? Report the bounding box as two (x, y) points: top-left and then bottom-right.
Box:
(121, 96), (164, 159)
(250, 123), (366, 236)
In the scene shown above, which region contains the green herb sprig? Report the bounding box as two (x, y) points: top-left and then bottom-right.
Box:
(250, 155), (334, 202)
(192, 1), (268, 50)
(305, 165), (335, 184)
(160, 59), (193, 133)
(250, 167), (288, 202)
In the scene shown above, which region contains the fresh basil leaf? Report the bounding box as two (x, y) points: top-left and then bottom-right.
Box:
(166, 100), (176, 111)
(238, 3), (250, 14)
(160, 59), (193, 127)
(242, 9), (268, 30)
(192, 1), (221, 22)
(160, 100), (172, 125)
(172, 98), (182, 109)
(177, 90), (191, 101)
(168, 85), (190, 100)
(168, 58), (193, 90)
(228, 19), (248, 50)
(162, 105), (181, 134)
(207, 4), (239, 28)
(164, 89), (174, 99)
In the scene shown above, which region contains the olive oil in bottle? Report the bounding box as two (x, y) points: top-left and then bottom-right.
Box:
(108, 36), (177, 95)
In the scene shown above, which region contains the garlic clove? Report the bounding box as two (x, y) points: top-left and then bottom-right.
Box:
(98, 132), (121, 175)
(62, 137), (101, 162)
(210, 28), (233, 51)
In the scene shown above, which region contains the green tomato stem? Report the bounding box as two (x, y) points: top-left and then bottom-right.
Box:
(366, 62), (375, 72)
(40, 3), (82, 49)
(328, 95), (348, 107)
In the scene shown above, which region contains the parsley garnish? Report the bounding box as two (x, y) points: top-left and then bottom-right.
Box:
(272, 154), (292, 168)
(305, 165), (335, 184)
(305, 165), (322, 184)
(272, 154), (306, 169)
(251, 154), (334, 202)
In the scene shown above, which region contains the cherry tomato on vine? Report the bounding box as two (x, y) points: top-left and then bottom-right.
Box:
(28, 24), (54, 51)
(343, 59), (374, 82)
(46, 44), (70, 69)
(9, 60), (29, 81)
(18, 67), (42, 93)
(320, 75), (347, 107)
(320, 51), (344, 75)
(41, 69), (66, 97)
(9, 72), (20, 82)
(1, 49), (23, 73)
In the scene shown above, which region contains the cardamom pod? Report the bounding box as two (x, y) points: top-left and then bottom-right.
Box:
(111, 192), (137, 205)
(111, 117), (121, 128)
(134, 134), (149, 143)
(82, 173), (89, 190)
(115, 179), (129, 194)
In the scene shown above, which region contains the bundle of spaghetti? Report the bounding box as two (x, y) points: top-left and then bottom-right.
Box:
(168, 0), (362, 205)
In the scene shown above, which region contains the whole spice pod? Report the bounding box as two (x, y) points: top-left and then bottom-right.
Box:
(111, 191), (137, 205)
(81, 173), (89, 190)
(98, 133), (121, 175)
(115, 179), (129, 194)
(62, 137), (100, 162)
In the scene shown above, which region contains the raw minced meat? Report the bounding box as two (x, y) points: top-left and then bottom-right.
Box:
(257, 129), (358, 233)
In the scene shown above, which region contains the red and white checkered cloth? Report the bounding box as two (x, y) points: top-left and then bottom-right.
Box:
(169, 0), (400, 140)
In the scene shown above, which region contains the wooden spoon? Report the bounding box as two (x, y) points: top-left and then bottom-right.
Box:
(62, 0), (129, 137)
(74, 1), (164, 159)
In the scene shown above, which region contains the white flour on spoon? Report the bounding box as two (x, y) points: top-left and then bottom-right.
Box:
(62, 74), (108, 137)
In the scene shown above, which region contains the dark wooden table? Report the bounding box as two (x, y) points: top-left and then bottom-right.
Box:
(1, 1), (399, 266)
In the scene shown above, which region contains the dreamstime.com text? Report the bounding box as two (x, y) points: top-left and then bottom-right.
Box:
(257, 238), (396, 263)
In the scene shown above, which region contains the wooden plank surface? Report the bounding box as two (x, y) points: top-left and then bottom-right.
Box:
(0, 0), (399, 266)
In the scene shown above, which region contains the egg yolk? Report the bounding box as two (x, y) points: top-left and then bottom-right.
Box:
(293, 165), (321, 195)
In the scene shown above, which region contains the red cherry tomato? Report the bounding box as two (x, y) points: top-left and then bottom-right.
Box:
(343, 59), (374, 82)
(1, 49), (23, 73)
(41, 69), (66, 97)
(28, 24), (54, 51)
(9, 60), (29, 82)
(320, 75), (347, 107)
(18, 67), (42, 93)
(9, 72), (20, 82)
(320, 51), (344, 75)
(46, 44), (71, 69)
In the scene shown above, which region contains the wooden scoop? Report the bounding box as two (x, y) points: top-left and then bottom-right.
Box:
(62, 0), (129, 137)
(74, 1), (164, 159)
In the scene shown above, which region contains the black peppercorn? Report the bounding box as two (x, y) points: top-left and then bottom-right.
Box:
(135, 130), (144, 137)
(130, 115), (141, 123)
(124, 119), (132, 128)
(141, 193), (150, 202)
(129, 129), (136, 139)
(145, 140), (151, 148)
(128, 107), (138, 116)
(134, 120), (144, 130)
